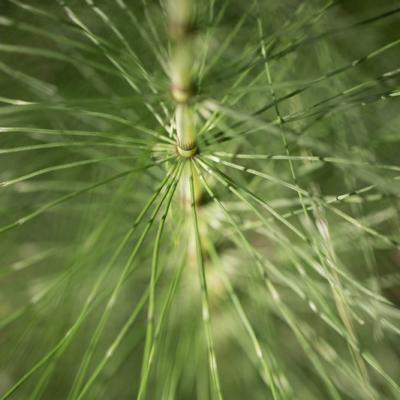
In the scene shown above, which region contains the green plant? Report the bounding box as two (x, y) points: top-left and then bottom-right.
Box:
(1, 0), (400, 399)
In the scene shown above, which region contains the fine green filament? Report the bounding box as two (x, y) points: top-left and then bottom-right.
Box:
(1, 1), (400, 399)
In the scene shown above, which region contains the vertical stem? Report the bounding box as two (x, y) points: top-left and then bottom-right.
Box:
(167, 0), (202, 209)
(189, 160), (223, 400)
(176, 104), (197, 153)
(168, 0), (197, 155)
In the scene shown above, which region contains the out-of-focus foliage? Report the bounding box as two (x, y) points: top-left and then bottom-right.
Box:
(0, 1), (400, 399)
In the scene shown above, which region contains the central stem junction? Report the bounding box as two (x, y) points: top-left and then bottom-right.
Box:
(168, 0), (197, 158)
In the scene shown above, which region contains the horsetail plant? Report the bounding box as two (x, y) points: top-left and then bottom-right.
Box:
(0, 1), (400, 399)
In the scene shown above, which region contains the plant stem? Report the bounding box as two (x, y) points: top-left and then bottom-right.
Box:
(168, 0), (197, 156)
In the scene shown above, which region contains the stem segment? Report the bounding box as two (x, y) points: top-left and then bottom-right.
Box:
(168, 0), (197, 156)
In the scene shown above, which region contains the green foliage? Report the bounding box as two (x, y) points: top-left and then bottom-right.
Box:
(0, 1), (400, 399)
